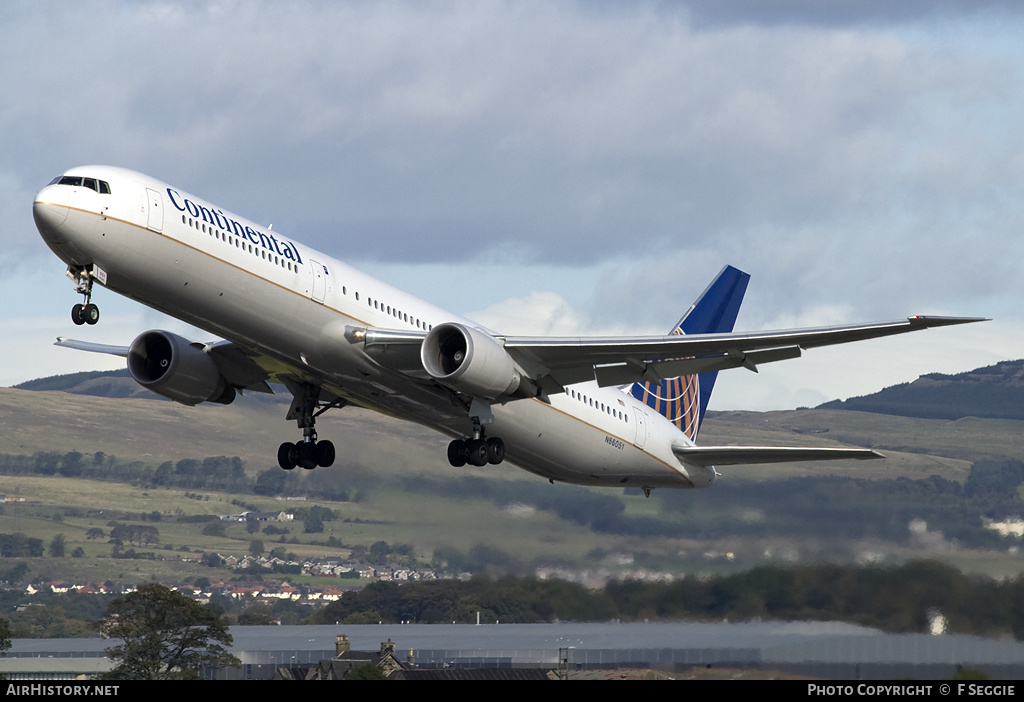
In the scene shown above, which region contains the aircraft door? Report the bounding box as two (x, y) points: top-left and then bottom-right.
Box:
(632, 408), (648, 448)
(310, 259), (326, 303)
(145, 188), (163, 232)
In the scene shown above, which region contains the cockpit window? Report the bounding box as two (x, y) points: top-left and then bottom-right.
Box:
(52, 175), (111, 193)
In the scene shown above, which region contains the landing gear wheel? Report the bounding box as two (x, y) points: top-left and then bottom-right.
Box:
(466, 439), (489, 467)
(82, 303), (99, 325)
(316, 440), (336, 468)
(486, 437), (505, 465)
(277, 442), (297, 470)
(71, 304), (85, 326)
(297, 442), (319, 470)
(447, 439), (467, 467)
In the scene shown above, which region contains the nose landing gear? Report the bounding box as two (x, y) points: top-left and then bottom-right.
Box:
(68, 266), (100, 326)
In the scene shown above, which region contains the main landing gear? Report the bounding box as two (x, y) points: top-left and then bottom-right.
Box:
(278, 440), (335, 471)
(68, 266), (99, 325)
(447, 416), (506, 468)
(277, 382), (343, 470)
(447, 436), (505, 467)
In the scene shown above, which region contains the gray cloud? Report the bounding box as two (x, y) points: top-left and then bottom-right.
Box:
(3, 0), (1021, 352)
(671, 0), (1024, 29)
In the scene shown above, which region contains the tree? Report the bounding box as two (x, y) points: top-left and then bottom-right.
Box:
(59, 451), (84, 477)
(0, 616), (11, 656)
(237, 604), (276, 626)
(202, 522), (226, 537)
(49, 533), (66, 558)
(101, 584), (239, 679)
(254, 468), (286, 496)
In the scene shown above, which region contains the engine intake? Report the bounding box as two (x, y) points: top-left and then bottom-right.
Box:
(421, 323), (533, 400)
(127, 330), (235, 406)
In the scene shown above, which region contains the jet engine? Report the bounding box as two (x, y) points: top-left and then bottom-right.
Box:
(421, 323), (534, 400)
(127, 330), (235, 406)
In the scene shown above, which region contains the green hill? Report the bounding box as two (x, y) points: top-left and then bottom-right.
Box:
(5, 365), (1024, 582)
(816, 359), (1024, 420)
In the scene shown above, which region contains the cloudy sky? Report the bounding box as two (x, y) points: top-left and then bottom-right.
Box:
(3, 0), (1023, 411)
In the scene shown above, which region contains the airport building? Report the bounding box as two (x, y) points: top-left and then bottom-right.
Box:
(4, 621), (1024, 680)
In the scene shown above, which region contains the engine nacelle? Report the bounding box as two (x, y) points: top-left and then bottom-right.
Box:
(421, 323), (530, 400)
(127, 330), (235, 406)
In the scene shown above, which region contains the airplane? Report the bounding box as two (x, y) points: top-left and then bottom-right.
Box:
(33, 166), (985, 494)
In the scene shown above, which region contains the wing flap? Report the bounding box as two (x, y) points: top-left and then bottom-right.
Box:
(205, 341), (276, 393)
(593, 345), (803, 387)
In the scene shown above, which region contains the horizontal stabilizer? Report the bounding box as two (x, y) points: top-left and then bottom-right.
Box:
(672, 444), (884, 467)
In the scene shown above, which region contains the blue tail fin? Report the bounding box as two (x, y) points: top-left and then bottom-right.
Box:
(628, 265), (749, 441)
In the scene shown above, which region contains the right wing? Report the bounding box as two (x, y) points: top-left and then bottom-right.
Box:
(501, 316), (986, 389)
(349, 315), (987, 394)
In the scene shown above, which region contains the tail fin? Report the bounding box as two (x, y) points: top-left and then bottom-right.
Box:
(628, 265), (749, 441)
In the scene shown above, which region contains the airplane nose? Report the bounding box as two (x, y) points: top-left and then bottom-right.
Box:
(33, 198), (69, 240)
(33, 192), (90, 265)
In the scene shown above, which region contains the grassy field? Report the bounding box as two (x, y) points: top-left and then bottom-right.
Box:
(3, 384), (1024, 585)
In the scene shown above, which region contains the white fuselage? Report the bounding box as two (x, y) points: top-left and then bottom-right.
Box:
(33, 166), (712, 490)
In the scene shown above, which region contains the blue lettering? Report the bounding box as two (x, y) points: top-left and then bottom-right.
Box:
(166, 188), (186, 212)
(196, 204), (215, 225)
(168, 187), (304, 262)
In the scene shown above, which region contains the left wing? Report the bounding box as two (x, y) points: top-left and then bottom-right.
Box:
(55, 336), (276, 394)
(54, 338), (129, 356)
